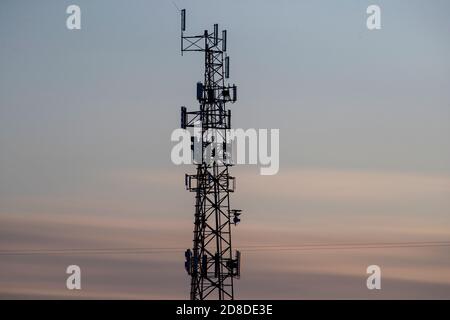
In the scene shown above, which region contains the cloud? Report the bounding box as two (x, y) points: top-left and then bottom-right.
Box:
(1, 167), (449, 298)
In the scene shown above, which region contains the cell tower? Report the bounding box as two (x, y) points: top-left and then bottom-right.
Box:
(179, 9), (242, 300)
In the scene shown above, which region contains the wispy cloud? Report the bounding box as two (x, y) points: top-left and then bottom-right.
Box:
(1, 168), (449, 299)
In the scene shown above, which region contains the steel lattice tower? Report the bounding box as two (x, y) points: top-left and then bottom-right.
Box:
(179, 10), (242, 300)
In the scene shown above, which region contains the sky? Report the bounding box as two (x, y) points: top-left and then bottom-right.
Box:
(0, 0), (450, 299)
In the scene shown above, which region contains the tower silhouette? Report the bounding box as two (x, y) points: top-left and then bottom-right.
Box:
(180, 9), (242, 300)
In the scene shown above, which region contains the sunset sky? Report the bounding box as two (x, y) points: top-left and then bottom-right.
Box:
(1, 0), (449, 299)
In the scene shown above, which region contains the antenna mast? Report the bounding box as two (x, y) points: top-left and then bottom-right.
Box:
(179, 9), (242, 300)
